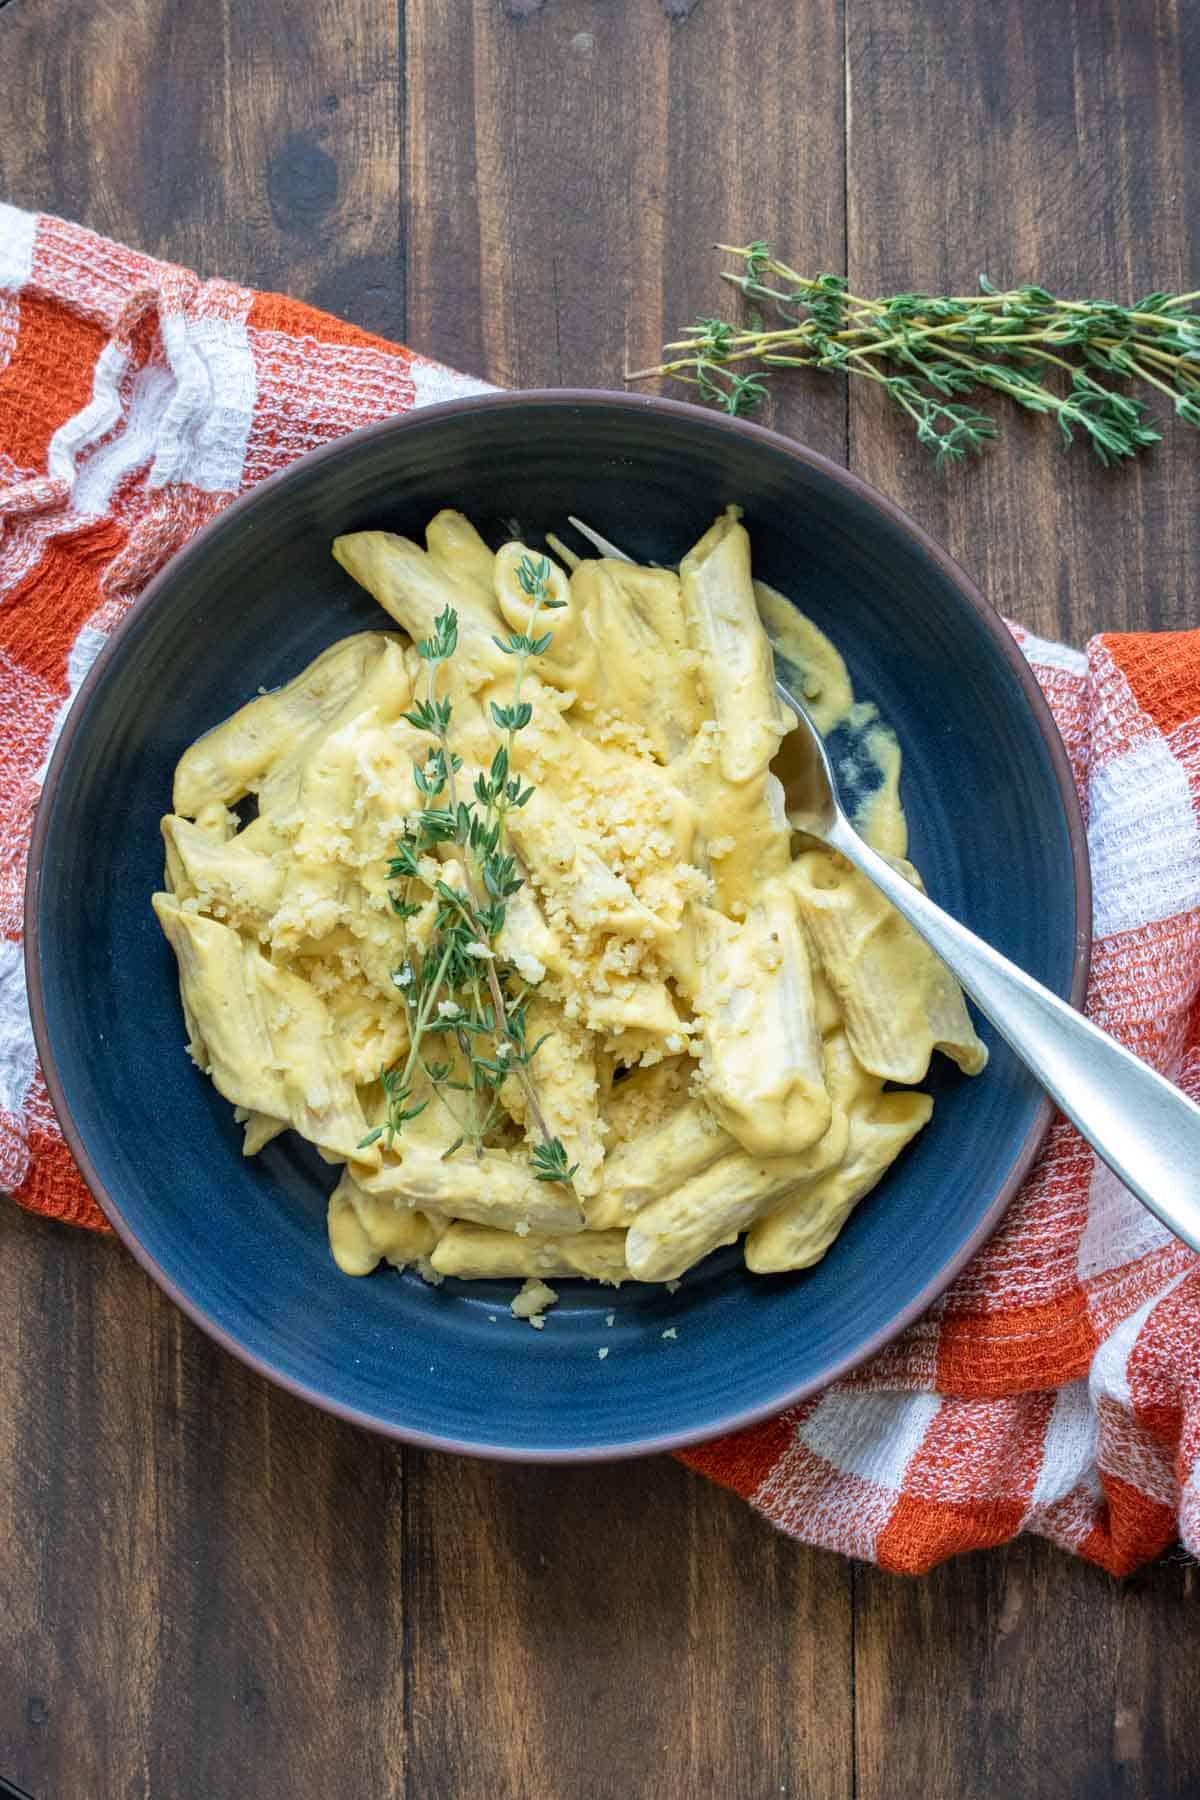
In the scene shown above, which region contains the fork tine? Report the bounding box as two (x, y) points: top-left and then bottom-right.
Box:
(565, 516), (635, 563)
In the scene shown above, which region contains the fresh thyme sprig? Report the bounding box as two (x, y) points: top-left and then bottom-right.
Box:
(628, 241), (1200, 466)
(358, 556), (580, 1195)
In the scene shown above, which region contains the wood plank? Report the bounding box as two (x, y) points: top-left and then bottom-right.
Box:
(402, 5), (854, 1797)
(854, 1541), (1200, 1800)
(0, 0), (855, 1790)
(844, 0), (1200, 643)
(0, 1206), (412, 1799)
(405, 0), (848, 458)
(845, 3), (1200, 1794)
(0, 2), (412, 1796)
(0, 0), (403, 334)
(405, 1454), (852, 1800)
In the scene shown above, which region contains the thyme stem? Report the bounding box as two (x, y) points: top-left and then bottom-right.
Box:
(363, 558), (580, 1195)
(628, 240), (1200, 463)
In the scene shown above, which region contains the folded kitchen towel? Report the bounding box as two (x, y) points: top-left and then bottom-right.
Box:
(2, 204), (1198, 1575)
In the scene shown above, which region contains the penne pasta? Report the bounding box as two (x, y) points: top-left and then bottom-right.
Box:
(349, 1145), (585, 1237)
(152, 895), (373, 1160)
(672, 513), (796, 911)
(505, 779), (671, 947)
(624, 1105), (850, 1283)
(236, 1109), (288, 1156)
(430, 1221), (630, 1284)
(678, 506), (791, 786)
(161, 814), (284, 928)
(328, 1166), (441, 1276)
(790, 850), (988, 1083)
(155, 505), (989, 1295)
(585, 1097), (729, 1229)
(333, 529), (511, 691)
(492, 539), (572, 629)
(253, 636), (414, 824)
(744, 1090), (933, 1274)
(173, 631), (392, 815)
(537, 558), (705, 764)
(425, 508), (497, 599)
(503, 995), (606, 1198)
(693, 882), (831, 1157)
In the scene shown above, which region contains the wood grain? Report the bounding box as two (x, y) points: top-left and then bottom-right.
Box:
(404, 1455), (852, 1800)
(0, 0), (404, 337)
(854, 1544), (1200, 1800)
(405, 0), (847, 456)
(2, 0), (1200, 1796)
(845, 0), (1200, 642)
(404, 7), (855, 1798)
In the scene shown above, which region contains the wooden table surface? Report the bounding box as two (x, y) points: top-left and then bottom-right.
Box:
(3, 3), (1199, 1796)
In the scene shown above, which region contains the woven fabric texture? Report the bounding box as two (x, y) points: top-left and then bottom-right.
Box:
(2, 205), (1198, 1574)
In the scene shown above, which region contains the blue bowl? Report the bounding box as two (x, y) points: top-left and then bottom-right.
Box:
(26, 392), (1089, 1459)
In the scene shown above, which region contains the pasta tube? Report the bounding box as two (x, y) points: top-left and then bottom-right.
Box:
(585, 1097), (729, 1229)
(745, 1090), (933, 1273)
(430, 1222), (630, 1284)
(192, 801), (238, 841)
(678, 508), (791, 786)
(505, 781), (670, 946)
(328, 1166), (440, 1276)
(492, 539), (571, 629)
(790, 850), (988, 1083)
(694, 882), (831, 1156)
(151, 895), (372, 1159)
(160, 815), (284, 927)
(425, 508), (496, 600)
(494, 882), (568, 989)
(348, 1145), (585, 1237)
(255, 638), (414, 822)
(237, 1110), (287, 1156)
(581, 979), (683, 1042)
(173, 631), (392, 814)
(534, 558), (705, 764)
(332, 529), (511, 691)
(624, 1105), (850, 1282)
(268, 712), (375, 950)
(321, 983), (409, 1087)
(673, 528), (794, 908)
(503, 997), (605, 1199)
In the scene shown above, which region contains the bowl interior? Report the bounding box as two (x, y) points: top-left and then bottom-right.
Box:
(31, 395), (1084, 1457)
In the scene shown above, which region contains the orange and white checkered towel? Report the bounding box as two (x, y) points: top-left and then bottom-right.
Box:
(2, 205), (1198, 1575)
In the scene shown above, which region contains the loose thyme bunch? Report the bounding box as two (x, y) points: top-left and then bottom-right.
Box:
(629, 241), (1200, 466)
(358, 555), (579, 1190)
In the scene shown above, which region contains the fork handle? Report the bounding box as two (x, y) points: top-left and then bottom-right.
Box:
(825, 814), (1200, 1253)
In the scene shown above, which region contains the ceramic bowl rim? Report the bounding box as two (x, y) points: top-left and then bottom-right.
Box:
(24, 387), (1093, 1461)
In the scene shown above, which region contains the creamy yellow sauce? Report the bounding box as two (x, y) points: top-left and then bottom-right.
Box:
(754, 582), (907, 860)
(152, 508), (986, 1297)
